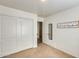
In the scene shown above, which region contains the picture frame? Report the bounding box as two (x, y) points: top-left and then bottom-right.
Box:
(57, 21), (79, 28)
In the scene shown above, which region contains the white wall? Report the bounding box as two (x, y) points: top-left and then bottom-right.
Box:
(0, 16), (1, 57)
(43, 6), (79, 57)
(0, 5), (37, 57)
(37, 17), (44, 22)
(0, 5), (36, 19)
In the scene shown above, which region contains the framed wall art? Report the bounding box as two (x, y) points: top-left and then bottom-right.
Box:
(57, 21), (79, 29)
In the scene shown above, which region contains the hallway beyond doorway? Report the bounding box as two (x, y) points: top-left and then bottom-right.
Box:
(37, 22), (43, 45)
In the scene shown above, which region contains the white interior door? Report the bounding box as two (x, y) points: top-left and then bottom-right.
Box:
(1, 16), (17, 56)
(17, 18), (33, 50)
(0, 16), (2, 57)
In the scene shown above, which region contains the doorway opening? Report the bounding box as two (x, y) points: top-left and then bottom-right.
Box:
(37, 22), (43, 46)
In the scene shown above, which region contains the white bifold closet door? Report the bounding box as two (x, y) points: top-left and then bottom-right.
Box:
(0, 15), (33, 57)
(0, 16), (2, 57)
(17, 18), (33, 51)
(1, 16), (17, 56)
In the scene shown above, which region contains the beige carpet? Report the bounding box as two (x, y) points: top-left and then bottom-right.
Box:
(4, 43), (75, 58)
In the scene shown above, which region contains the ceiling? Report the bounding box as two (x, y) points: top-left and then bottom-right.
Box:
(0, 0), (79, 17)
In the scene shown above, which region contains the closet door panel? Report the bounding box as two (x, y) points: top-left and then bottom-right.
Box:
(17, 18), (33, 50)
(17, 19), (22, 51)
(0, 16), (2, 57)
(2, 16), (17, 56)
(22, 19), (33, 49)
